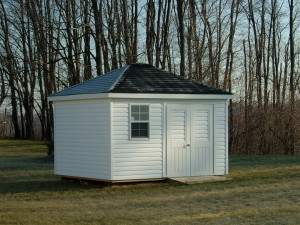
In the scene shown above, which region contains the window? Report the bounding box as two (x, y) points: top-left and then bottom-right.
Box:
(130, 105), (149, 138)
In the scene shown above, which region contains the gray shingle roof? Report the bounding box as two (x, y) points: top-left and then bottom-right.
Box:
(49, 65), (129, 97)
(49, 64), (232, 97)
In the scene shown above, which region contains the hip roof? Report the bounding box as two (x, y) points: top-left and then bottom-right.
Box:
(49, 64), (232, 97)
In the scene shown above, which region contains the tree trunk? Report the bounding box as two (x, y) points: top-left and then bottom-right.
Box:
(177, 0), (185, 77)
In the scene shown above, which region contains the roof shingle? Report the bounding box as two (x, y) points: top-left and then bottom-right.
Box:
(49, 65), (129, 97)
(49, 64), (232, 97)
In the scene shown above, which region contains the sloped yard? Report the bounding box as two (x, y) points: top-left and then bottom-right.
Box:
(0, 139), (299, 225)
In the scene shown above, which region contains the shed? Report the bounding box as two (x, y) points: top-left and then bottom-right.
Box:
(48, 64), (233, 182)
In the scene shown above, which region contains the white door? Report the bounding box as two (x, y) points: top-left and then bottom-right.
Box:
(167, 104), (190, 177)
(167, 104), (213, 177)
(190, 105), (213, 175)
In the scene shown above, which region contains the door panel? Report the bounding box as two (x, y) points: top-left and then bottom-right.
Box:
(167, 105), (190, 177)
(191, 105), (213, 175)
(167, 104), (213, 177)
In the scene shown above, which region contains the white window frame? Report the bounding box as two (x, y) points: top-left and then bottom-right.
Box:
(129, 104), (150, 140)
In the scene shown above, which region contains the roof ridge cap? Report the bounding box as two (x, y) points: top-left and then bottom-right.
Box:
(108, 65), (130, 92)
(49, 66), (129, 97)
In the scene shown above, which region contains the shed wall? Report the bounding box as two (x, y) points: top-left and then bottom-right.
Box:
(54, 99), (111, 180)
(53, 97), (228, 181)
(111, 99), (228, 180)
(111, 100), (164, 180)
(214, 101), (228, 175)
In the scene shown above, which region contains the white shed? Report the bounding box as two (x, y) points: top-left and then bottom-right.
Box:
(48, 64), (233, 182)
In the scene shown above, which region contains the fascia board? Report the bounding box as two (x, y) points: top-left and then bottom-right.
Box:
(48, 93), (109, 101)
(107, 93), (234, 100)
(48, 93), (233, 102)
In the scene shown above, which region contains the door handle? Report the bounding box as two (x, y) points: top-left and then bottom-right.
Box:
(184, 144), (191, 148)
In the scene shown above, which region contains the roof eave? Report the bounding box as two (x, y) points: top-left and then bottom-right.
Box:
(107, 93), (233, 100)
(48, 92), (233, 101)
(48, 93), (109, 101)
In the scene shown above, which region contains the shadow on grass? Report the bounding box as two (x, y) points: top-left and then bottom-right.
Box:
(0, 178), (110, 194)
(0, 156), (53, 172)
(0, 155), (110, 194)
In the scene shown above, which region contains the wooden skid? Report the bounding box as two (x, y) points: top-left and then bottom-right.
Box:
(58, 175), (165, 184)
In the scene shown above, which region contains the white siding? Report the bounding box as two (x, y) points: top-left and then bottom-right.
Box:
(112, 100), (164, 180)
(53, 97), (228, 181)
(214, 101), (228, 175)
(54, 99), (111, 180)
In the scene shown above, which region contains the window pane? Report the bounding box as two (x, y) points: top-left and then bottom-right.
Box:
(139, 123), (148, 130)
(131, 105), (149, 121)
(139, 129), (148, 137)
(131, 113), (140, 121)
(131, 129), (139, 137)
(140, 113), (149, 120)
(140, 105), (149, 113)
(131, 122), (149, 138)
(131, 123), (139, 129)
(131, 105), (139, 113)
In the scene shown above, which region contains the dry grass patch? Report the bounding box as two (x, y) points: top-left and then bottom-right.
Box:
(0, 140), (300, 224)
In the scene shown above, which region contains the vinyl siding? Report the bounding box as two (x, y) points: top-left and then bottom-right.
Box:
(53, 98), (228, 181)
(111, 100), (164, 180)
(54, 99), (111, 180)
(214, 101), (228, 175)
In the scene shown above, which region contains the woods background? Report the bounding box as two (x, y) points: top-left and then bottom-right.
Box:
(0, 0), (299, 155)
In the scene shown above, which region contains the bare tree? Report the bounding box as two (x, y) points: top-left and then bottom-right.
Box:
(146, 0), (155, 65)
(0, 0), (21, 138)
(82, 0), (92, 81)
(287, 0), (295, 155)
(176, 0), (185, 77)
(0, 65), (8, 107)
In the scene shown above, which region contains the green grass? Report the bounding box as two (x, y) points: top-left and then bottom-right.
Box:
(0, 139), (300, 225)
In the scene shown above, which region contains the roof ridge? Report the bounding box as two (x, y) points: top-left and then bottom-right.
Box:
(153, 66), (229, 92)
(129, 63), (153, 66)
(108, 65), (130, 92)
(48, 66), (128, 97)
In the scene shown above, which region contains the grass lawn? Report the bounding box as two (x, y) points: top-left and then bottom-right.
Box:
(0, 139), (300, 225)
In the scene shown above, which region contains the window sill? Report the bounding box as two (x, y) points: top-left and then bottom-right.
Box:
(130, 137), (150, 141)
